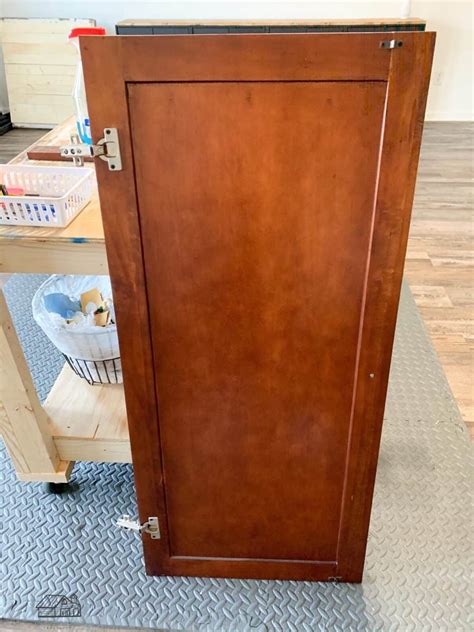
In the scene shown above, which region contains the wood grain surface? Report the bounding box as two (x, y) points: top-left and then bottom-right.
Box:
(406, 122), (474, 439)
(1, 124), (470, 442)
(129, 80), (386, 562)
(0, 18), (94, 126)
(81, 32), (435, 581)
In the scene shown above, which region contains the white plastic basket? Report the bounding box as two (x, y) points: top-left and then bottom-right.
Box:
(0, 165), (94, 227)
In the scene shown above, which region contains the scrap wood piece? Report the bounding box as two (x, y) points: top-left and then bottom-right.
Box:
(27, 146), (94, 163)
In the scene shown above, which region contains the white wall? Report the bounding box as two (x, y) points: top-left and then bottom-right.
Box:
(0, 1), (473, 120)
(413, 1), (473, 120)
(0, 44), (8, 113)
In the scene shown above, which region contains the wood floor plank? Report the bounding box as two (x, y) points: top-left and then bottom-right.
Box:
(410, 285), (454, 307)
(407, 121), (473, 440)
(0, 128), (47, 162)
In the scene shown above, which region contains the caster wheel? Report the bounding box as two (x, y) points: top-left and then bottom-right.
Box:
(44, 482), (74, 494)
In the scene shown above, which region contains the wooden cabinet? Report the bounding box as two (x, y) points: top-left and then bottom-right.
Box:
(82, 32), (434, 581)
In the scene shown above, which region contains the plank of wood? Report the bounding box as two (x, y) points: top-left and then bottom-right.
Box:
(0, 288), (61, 475)
(410, 285), (454, 307)
(0, 129), (46, 163)
(10, 103), (75, 127)
(337, 31), (435, 579)
(5, 63), (76, 77)
(1, 17), (93, 35)
(16, 460), (74, 482)
(44, 365), (128, 441)
(0, 18), (95, 126)
(445, 286), (474, 307)
(54, 437), (132, 463)
(27, 145), (94, 162)
(0, 398), (29, 472)
(45, 363), (131, 463)
(405, 260), (473, 285)
(7, 75), (75, 97)
(2, 44), (77, 65)
(115, 33), (391, 82)
(410, 220), (473, 236)
(422, 317), (474, 337)
(0, 236), (108, 275)
(117, 18), (427, 27)
(1, 32), (83, 45)
(430, 333), (474, 354)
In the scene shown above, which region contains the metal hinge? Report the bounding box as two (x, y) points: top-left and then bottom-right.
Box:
(380, 39), (403, 49)
(60, 128), (122, 171)
(116, 515), (161, 539)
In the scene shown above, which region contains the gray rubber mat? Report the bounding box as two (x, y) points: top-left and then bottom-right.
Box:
(1, 275), (472, 631)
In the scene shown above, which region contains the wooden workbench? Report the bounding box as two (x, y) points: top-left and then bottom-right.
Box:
(0, 120), (108, 275)
(0, 119), (131, 483)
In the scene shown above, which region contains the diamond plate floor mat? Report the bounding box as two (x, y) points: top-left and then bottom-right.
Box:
(1, 275), (473, 631)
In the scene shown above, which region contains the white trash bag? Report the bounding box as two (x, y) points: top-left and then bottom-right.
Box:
(32, 275), (122, 384)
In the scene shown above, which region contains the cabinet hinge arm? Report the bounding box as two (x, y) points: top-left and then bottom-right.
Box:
(116, 515), (161, 539)
(60, 128), (122, 171)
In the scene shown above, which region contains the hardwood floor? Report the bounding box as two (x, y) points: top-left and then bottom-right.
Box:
(405, 122), (473, 440)
(0, 128), (47, 163)
(0, 122), (472, 443)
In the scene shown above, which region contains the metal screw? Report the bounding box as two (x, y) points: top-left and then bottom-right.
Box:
(369, 373), (375, 379)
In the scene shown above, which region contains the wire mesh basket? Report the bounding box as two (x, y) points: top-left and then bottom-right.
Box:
(64, 355), (122, 385)
(32, 275), (122, 385)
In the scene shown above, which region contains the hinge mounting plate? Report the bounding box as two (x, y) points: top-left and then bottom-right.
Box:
(380, 39), (403, 49)
(116, 515), (160, 539)
(60, 128), (122, 171)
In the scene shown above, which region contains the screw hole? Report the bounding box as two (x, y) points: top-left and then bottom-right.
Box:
(106, 129), (111, 134)
(111, 164), (115, 170)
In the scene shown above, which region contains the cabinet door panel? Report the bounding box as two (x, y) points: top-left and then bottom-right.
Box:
(81, 32), (434, 580)
(128, 81), (385, 561)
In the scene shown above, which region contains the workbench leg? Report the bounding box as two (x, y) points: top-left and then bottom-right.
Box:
(0, 284), (73, 483)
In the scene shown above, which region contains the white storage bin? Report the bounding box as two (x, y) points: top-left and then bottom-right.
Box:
(32, 275), (122, 385)
(0, 165), (94, 227)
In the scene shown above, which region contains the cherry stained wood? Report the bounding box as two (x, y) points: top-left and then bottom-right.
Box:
(128, 80), (386, 562)
(336, 32), (436, 580)
(81, 32), (435, 581)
